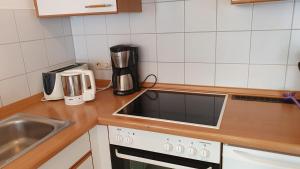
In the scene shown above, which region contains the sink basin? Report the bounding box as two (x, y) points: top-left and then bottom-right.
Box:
(0, 114), (71, 168)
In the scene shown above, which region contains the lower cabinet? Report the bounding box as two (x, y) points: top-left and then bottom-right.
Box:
(39, 133), (93, 169)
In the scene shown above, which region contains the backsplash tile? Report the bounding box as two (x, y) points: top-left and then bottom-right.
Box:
(71, 0), (300, 91)
(83, 15), (106, 35)
(185, 63), (215, 86)
(0, 10), (19, 44)
(14, 10), (44, 41)
(156, 1), (184, 33)
(0, 43), (25, 80)
(217, 0), (252, 31)
(216, 31), (251, 64)
(216, 64), (249, 88)
(250, 30), (290, 65)
(185, 0), (216, 32)
(248, 65), (286, 90)
(158, 63), (184, 84)
(0, 75), (30, 105)
(0, 9), (75, 106)
(185, 32), (216, 63)
(21, 40), (48, 72)
(293, 0), (300, 29)
(252, 0), (294, 30)
(285, 65), (300, 90)
(157, 33), (184, 62)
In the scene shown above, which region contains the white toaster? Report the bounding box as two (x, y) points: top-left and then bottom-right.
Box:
(42, 63), (88, 101)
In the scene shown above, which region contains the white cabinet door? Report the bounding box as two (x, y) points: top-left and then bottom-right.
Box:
(35, 0), (117, 17)
(89, 125), (112, 169)
(39, 133), (91, 169)
(223, 145), (300, 169)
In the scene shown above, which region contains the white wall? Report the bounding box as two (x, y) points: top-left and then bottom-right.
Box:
(71, 0), (300, 91)
(0, 0), (34, 9)
(0, 6), (75, 106)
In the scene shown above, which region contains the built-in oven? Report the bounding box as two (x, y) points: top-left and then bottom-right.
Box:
(109, 126), (222, 169)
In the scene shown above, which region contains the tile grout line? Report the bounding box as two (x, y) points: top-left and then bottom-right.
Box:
(214, 0), (218, 87)
(283, 0), (297, 90)
(247, 2), (255, 88)
(183, 0), (186, 84)
(12, 9), (32, 96)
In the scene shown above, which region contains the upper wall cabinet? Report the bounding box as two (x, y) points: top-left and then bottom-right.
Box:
(34, 0), (142, 17)
(232, 0), (282, 4)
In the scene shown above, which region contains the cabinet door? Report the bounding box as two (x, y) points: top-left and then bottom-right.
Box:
(35, 0), (117, 17)
(39, 133), (91, 169)
(71, 151), (94, 169)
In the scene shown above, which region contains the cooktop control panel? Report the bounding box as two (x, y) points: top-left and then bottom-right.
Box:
(109, 126), (221, 164)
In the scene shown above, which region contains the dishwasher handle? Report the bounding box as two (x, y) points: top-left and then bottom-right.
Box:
(115, 149), (213, 169)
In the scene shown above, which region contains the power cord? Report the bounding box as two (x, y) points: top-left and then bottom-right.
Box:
(96, 80), (112, 93)
(141, 74), (158, 89)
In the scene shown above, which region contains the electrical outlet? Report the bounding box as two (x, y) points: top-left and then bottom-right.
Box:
(95, 62), (112, 70)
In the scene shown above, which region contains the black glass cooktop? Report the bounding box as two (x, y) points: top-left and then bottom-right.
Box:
(115, 90), (227, 128)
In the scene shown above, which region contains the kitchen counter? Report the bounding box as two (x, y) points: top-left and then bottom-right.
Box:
(1, 83), (300, 168)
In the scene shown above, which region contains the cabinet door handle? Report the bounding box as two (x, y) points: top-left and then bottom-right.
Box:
(85, 4), (112, 8)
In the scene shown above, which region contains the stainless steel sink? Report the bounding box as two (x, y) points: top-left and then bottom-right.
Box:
(0, 114), (72, 168)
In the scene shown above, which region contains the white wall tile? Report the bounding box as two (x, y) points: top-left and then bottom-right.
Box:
(93, 69), (112, 80)
(216, 64), (248, 87)
(0, 75), (30, 106)
(248, 65), (286, 90)
(14, 9), (44, 41)
(217, 0), (252, 31)
(0, 10), (19, 44)
(139, 62), (158, 82)
(73, 35), (88, 62)
(45, 37), (67, 66)
(41, 17), (65, 38)
(21, 40), (48, 72)
(0, 43), (25, 80)
(84, 15), (106, 35)
(86, 35), (109, 63)
(156, 1), (184, 33)
(185, 32), (216, 63)
(216, 31), (251, 64)
(250, 30), (290, 64)
(26, 68), (48, 95)
(70, 16), (85, 35)
(158, 63), (184, 84)
(185, 63), (215, 86)
(252, 0), (294, 30)
(293, 1), (300, 29)
(106, 13), (130, 34)
(62, 17), (72, 36)
(285, 66), (300, 90)
(64, 36), (76, 61)
(108, 34), (131, 47)
(157, 33), (184, 62)
(130, 3), (156, 33)
(131, 34), (157, 62)
(185, 0), (216, 32)
(288, 30), (300, 65)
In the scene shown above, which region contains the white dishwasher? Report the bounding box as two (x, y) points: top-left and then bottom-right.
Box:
(223, 145), (300, 169)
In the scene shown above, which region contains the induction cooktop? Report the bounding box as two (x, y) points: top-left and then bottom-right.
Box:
(113, 90), (228, 129)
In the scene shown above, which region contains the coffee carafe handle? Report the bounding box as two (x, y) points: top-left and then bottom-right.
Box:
(81, 70), (96, 101)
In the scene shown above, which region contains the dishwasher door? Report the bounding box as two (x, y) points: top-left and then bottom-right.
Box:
(223, 145), (300, 169)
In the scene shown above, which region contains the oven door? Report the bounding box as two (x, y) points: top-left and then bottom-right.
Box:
(110, 145), (220, 169)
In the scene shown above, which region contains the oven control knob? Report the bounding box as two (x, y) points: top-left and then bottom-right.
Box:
(200, 149), (210, 158)
(187, 147), (197, 156)
(175, 145), (184, 154)
(163, 143), (173, 152)
(116, 135), (123, 143)
(125, 136), (133, 144)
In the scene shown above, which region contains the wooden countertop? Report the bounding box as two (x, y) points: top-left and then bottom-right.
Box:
(1, 83), (300, 168)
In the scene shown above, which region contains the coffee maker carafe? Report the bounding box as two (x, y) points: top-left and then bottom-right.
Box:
(110, 45), (140, 96)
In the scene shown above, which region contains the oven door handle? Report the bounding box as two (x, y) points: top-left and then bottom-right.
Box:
(115, 149), (211, 169)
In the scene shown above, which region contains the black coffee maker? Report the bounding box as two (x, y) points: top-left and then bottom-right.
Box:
(110, 45), (140, 96)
